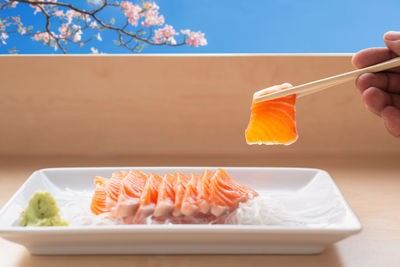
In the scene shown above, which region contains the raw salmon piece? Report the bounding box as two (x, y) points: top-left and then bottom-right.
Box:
(181, 173), (201, 216)
(215, 168), (259, 198)
(197, 169), (214, 214)
(133, 173), (163, 223)
(139, 173), (162, 206)
(94, 176), (108, 186)
(91, 172), (127, 213)
(112, 171), (128, 178)
(114, 170), (147, 218)
(154, 173), (176, 217)
(92, 176), (117, 212)
(245, 83), (298, 145)
(172, 172), (190, 217)
(209, 168), (258, 216)
(119, 170), (147, 200)
(104, 171), (127, 203)
(90, 186), (109, 215)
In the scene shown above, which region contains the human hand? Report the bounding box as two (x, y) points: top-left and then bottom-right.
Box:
(352, 31), (400, 138)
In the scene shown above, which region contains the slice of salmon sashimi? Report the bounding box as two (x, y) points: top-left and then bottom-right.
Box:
(90, 168), (259, 223)
(154, 173), (176, 217)
(172, 172), (190, 217)
(104, 171), (127, 204)
(245, 83), (298, 145)
(209, 168), (259, 216)
(139, 173), (163, 207)
(181, 173), (201, 216)
(130, 173), (164, 223)
(197, 169), (214, 214)
(113, 170), (148, 218)
(90, 185), (109, 215)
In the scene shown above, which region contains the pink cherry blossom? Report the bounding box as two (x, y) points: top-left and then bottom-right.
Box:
(54, 10), (64, 17)
(65, 10), (81, 24)
(143, 10), (164, 26)
(120, 1), (141, 26)
(89, 21), (98, 29)
(72, 25), (82, 42)
(142, 1), (158, 10)
(58, 23), (69, 38)
(153, 31), (163, 44)
(33, 32), (54, 43)
(181, 30), (207, 47)
(153, 31), (162, 43)
(83, 14), (91, 23)
(154, 24), (177, 44)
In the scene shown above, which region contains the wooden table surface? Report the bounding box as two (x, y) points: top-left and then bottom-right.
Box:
(0, 155), (399, 267)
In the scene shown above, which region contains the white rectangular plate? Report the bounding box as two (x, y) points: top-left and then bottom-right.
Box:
(0, 167), (361, 255)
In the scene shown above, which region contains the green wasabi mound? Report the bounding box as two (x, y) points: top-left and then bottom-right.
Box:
(20, 191), (68, 226)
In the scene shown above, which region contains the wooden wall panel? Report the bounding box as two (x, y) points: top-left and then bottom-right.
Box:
(0, 55), (399, 156)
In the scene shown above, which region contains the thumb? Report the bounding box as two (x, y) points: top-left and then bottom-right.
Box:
(384, 31), (400, 56)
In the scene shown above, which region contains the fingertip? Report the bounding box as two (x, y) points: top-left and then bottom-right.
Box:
(362, 87), (391, 116)
(254, 83), (290, 97)
(351, 47), (394, 69)
(381, 106), (400, 138)
(351, 53), (357, 68)
(383, 31), (400, 57)
(351, 49), (368, 69)
(281, 82), (293, 88)
(383, 31), (400, 41)
(356, 73), (378, 93)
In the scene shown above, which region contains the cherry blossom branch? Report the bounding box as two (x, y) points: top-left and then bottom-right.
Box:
(36, 3), (66, 53)
(0, 0), (207, 53)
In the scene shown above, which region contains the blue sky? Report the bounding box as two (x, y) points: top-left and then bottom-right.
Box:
(0, 0), (399, 54)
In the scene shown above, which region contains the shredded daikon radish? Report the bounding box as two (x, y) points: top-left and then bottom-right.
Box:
(224, 196), (299, 226)
(55, 189), (119, 226)
(53, 188), (345, 227)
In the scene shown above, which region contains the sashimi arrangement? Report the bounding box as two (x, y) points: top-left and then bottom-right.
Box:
(245, 83), (298, 145)
(16, 168), (345, 228)
(90, 168), (259, 224)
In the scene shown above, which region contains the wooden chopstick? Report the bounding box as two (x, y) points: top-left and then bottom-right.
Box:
(253, 57), (400, 103)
